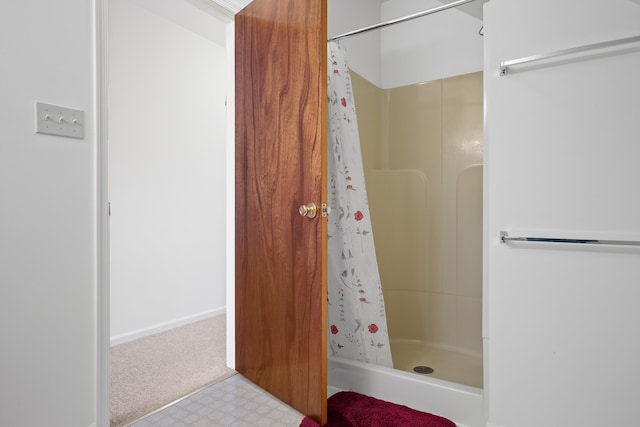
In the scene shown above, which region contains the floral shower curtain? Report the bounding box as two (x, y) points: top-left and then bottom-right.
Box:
(327, 41), (393, 368)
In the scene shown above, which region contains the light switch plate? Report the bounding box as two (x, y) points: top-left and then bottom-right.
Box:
(35, 101), (84, 139)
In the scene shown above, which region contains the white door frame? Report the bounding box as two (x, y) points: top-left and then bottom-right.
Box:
(95, 1), (237, 425)
(95, 0), (110, 425)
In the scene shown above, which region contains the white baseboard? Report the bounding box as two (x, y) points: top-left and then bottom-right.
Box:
(110, 307), (226, 346)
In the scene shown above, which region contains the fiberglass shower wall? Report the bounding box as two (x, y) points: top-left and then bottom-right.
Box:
(351, 71), (484, 380)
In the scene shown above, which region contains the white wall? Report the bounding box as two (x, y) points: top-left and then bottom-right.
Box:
(0, 1), (96, 426)
(109, 0), (228, 343)
(328, 0), (483, 89)
(484, 0), (640, 426)
(380, 0), (484, 88)
(327, 0), (382, 87)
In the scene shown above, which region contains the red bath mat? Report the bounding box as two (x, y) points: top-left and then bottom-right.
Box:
(300, 391), (456, 427)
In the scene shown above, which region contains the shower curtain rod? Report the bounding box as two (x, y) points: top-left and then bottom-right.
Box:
(328, 0), (481, 42)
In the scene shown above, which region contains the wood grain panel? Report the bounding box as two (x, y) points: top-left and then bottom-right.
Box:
(235, 0), (327, 423)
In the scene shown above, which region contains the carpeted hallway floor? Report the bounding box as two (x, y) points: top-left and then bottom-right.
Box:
(110, 315), (236, 426)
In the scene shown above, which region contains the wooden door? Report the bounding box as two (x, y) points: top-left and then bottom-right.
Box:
(235, 0), (327, 423)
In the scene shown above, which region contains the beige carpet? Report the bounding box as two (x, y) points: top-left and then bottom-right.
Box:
(110, 315), (236, 426)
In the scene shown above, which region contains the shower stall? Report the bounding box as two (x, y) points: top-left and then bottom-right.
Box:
(328, 68), (484, 422)
(326, 1), (485, 425)
(352, 70), (484, 388)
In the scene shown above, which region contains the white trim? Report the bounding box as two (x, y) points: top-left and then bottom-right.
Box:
(209, 0), (252, 14)
(94, 0), (109, 425)
(226, 21), (236, 369)
(186, 0), (235, 21)
(225, 19), (236, 370)
(110, 307), (227, 346)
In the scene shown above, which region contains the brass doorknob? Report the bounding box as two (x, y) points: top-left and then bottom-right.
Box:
(299, 203), (318, 219)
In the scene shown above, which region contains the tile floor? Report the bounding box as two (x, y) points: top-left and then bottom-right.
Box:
(131, 374), (306, 427)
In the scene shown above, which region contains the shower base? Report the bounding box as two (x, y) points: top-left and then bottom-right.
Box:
(328, 355), (484, 427)
(390, 339), (483, 388)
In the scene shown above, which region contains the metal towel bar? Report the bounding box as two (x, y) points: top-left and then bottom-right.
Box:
(500, 34), (640, 76)
(500, 231), (640, 247)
